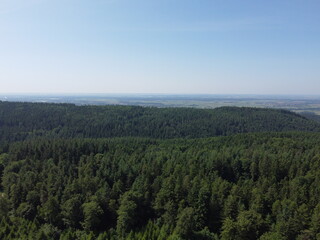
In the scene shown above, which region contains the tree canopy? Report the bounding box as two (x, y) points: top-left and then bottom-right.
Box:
(1, 102), (320, 239)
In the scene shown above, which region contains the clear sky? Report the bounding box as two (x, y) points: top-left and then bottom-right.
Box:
(1, 0), (320, 94)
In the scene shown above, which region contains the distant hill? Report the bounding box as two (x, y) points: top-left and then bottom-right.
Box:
(300, 111), (320, 122)
(0, 101), (319, 143)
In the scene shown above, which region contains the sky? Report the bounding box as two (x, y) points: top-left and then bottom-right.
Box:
(0, 0), (320, 95)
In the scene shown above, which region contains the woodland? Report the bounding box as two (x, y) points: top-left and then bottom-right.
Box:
(1, 101), (320, 239)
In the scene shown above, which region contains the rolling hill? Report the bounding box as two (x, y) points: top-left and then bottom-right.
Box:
(0, 101), (319, 143)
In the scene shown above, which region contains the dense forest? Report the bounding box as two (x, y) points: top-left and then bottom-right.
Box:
(1, 101), (320, 144)
(301, 112), (320, 123)
(1, 101), (320, 239)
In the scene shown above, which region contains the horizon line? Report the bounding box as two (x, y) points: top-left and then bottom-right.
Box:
(1, 92), (320, 96)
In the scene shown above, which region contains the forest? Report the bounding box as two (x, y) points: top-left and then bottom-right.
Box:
(1, 101), (320, 239)
(0, 101), (319, 144)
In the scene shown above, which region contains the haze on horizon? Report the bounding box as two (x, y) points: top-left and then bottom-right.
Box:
(1, 0), (319, 95)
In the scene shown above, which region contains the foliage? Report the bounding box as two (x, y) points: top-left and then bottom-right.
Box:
(0, 101), (319, 146)
(1, 102), (320, 239)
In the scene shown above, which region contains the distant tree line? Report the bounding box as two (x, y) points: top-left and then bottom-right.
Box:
(301, 111), (320, 122)
(0, 101), (319, 146)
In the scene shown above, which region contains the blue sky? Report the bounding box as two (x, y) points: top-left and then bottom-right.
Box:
(1, 0), (320, 94)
